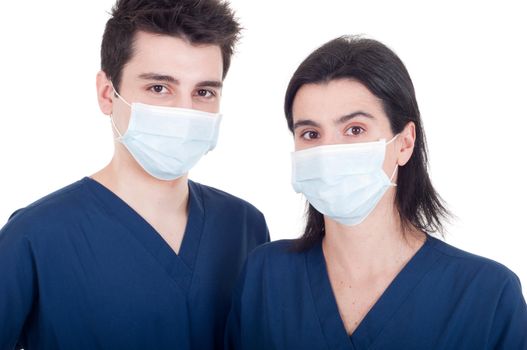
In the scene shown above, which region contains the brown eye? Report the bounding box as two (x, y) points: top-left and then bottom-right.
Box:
(346, 126), (365, 136)
(197, 89), (215, 98)
(301, 130), (319, 140)
(150, 85), (167, 94)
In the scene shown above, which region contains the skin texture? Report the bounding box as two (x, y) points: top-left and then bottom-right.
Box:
(292, 79), (426, 335)
(93, 31), (223, 254)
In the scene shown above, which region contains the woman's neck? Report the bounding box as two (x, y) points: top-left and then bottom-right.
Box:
(322, 190), (426, 280)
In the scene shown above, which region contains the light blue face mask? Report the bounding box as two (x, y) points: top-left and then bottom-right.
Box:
(111, 88), (221, 181)
(291, 135), (399, 226)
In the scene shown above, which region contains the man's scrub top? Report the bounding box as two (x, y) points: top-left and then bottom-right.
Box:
(225, 236), (527, 350)
(0, 177), (269, 350)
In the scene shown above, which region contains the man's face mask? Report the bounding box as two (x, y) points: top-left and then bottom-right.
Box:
(111, 86), (222, 181)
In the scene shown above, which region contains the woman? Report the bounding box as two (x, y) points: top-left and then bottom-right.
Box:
(225, 36), (527, 349)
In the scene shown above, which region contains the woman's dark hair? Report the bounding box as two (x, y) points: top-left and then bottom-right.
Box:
(101, 0), (241, 91)
(284, 36), (450, 251)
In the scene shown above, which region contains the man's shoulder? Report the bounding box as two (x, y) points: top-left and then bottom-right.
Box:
(190, 180), (264, 217)
(2, 178), (91, 239)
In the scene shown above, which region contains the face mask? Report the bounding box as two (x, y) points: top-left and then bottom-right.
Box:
(110, 88), (221, 181)
(291, 135), (399, 226)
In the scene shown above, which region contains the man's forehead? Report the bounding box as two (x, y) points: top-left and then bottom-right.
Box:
(131, 31), (222, 58)
(123, 32), (223, 83)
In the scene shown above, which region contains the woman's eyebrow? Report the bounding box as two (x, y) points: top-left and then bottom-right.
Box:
(336, 111), (374, 124)
(293, 119), (321, 130)
(293, 111), (374, 130)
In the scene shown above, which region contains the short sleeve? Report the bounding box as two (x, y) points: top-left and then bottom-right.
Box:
(0, 219), (38, 349)
(224, 262), (247, 350)
(488, 273), (527, 349)
(256, 211), (270, 245)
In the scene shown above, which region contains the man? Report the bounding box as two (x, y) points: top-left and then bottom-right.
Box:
(0, 0), (269, 349)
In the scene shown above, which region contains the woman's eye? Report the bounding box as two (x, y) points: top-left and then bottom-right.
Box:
(301, 130), (320, 140)
(346, 126), (365, 136)
(196, 89), (215, 98)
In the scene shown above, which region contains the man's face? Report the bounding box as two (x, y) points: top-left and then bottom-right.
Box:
(111, 31), (223, 134)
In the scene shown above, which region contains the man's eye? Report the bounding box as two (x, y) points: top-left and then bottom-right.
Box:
(150, 85), (167, 94)
(346, 126), (365, 136)
(301, 131), (319, 140)
(196, 89), (215, 98)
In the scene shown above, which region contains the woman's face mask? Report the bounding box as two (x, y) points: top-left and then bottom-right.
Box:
(290, 79), (404, 226)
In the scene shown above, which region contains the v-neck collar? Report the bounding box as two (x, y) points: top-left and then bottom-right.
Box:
(305, 235), (441, 349)
(82, 177), (205, 293)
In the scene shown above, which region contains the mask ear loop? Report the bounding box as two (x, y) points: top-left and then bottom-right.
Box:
(387, 133), (400, 186)
(386, 134), (399, 145)
(109, 83), (130, 139)
(111, 85), (132, 107)
(110, 114), (123, 139)
(389, 165), (398, 186)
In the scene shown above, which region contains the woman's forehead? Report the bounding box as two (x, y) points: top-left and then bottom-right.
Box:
(292, 79), (387, 124)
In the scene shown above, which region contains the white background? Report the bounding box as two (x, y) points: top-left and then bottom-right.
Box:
(0, 0), (525, 297)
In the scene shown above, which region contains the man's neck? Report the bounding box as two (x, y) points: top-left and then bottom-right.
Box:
(90, 151), (190, 219)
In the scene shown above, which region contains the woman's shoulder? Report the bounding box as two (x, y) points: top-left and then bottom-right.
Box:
(245, 239), (308, 271)
(250, 239), (303, 258)
(428, 235), (521, 285)
(236, 239), (315, 294)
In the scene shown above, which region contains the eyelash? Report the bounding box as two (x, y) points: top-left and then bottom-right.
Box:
(299, 126), (366, 141)
(195, 89), (216, 98)
(148, 84), (169, 94)
(300, 130), (320, 140)
(147, 85), (217, 99)
(345, 126), (365, 136)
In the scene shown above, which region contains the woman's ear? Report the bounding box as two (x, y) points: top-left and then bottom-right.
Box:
(96, 71), (114, 116)
(397, 122), (416, 166)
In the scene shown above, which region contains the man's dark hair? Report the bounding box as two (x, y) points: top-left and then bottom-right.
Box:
(284, 36), (451, 251)
(101, 0), (241, 90)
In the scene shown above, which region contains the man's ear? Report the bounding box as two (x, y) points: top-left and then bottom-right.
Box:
(96, 71), (113, 116)
(397, 121), (416, 166)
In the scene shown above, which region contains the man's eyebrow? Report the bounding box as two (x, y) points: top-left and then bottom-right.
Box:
(336, 111), (374, 124)
(293, 119), (321, 130)
(138, 73), (179, 84)
(137, 74), (223, 89)
(196, 80), (223, 89)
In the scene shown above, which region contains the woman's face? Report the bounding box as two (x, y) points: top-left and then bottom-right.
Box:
(291, 78), (415, 179)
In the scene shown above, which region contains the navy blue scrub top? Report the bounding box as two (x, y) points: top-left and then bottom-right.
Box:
(0, 177), (269, 350)
(225, 236), (527, 349)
